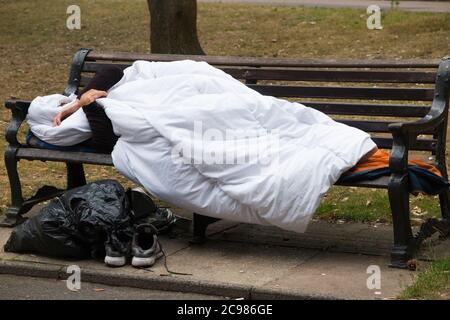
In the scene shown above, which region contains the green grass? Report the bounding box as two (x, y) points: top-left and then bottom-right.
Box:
(400, 256), (450, 300)
(316, 187), (441, 225)
(316, 187), (392, 223)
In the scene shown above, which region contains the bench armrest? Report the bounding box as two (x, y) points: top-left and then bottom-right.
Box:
(388, 57), (450, 174)
(5, 100), (31, 146)
(389, 57), (450, 135)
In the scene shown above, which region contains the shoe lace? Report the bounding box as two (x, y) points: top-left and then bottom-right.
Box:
(136, 236), (192, 276)
(159, 240), (193, 276)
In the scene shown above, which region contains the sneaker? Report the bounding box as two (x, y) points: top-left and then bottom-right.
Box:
(131, 224), (163, 268)
(104, 243), (127, 267)
(103, 230), (132, 267)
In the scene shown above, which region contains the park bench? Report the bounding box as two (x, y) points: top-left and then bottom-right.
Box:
(3, 48), (450, 269)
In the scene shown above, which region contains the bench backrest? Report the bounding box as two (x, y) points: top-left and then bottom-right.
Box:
(68, 49), (445, 154)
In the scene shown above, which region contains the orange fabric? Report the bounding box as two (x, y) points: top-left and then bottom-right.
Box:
(350, 149), (442, 177)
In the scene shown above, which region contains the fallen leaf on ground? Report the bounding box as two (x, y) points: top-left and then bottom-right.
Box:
(407, 259), (418, 271)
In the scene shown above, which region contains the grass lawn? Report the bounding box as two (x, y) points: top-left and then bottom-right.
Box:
(1, 0), (450, 299)
(400, 256), (450, 299)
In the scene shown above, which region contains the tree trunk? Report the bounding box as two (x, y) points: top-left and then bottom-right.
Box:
(147, 0), (205, 55)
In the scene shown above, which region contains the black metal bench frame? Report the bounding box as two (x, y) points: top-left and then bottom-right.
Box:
(3, 48), (450, 269)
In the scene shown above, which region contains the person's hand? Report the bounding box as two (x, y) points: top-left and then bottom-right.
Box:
(78, 89), (108, 107)
(52, 90), (107, 126)
(53, 99), (81, 126)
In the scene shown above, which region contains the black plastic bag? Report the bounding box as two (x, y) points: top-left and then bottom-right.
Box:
(4, 179), (134, 259)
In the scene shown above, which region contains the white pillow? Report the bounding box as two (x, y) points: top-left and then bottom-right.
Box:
(26, 93), (92, 146)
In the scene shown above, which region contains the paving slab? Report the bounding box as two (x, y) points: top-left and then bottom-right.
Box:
(153, 240), (318, 286)
(262, 251), (416, 299)
(210, 220), (394, 255)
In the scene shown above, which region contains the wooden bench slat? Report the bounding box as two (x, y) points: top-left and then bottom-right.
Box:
(13, 147), (411, 189)
(338, 119), (393, 133)
(83, 62), (130, 72)
(337, 119), (434, 134)
(86, 52), (440, 68)
(223, 68), (437, 83)
(304, 102), (430, 117)
(372, 137), (437, 151)
(336, 175), (390, 188)
(247, 84), (435, 101)
(16, 148), (113, 166)
(15, 136), (436, 170)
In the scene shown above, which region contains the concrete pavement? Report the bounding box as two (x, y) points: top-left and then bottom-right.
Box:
(1, 207), (449, 300)
(199, 0), (450, 13)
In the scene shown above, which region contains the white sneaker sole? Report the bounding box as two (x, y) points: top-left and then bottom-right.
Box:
(104, 255), (126, 267)
(132, 252), (163, 268)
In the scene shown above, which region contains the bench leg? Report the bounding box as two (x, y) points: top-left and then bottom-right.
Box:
(438, 189), (450, 219)
(434, 121), (450, 220)
(388, 174), (414, 269)
(1, 147), (26, 227)
(191, 213), (220, 244)
(66, 163), (86, 189)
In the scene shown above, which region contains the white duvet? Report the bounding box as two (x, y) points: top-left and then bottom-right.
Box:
(27, 60), (376, 233)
